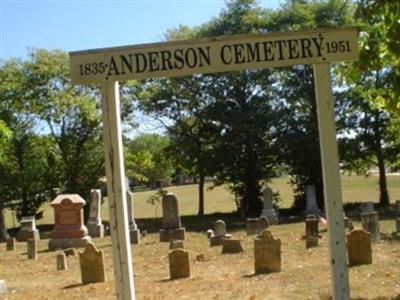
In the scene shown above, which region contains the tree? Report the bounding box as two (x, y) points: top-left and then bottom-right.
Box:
(336, 70), (398, 206)
(125, 133), (173, 188)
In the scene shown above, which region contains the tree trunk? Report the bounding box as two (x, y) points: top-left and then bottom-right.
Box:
(0, 200), (9, 241)
(197, 173), (205, 217)
(376, 148), (390, 206)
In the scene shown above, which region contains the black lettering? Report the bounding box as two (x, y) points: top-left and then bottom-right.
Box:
(245, 43), (261, 62)
(173, 49), (185, 69)
(148, 51), (160, 72)
(233, 44), (246, 64)
(107, 56), (120, 77)
(220, 45), (232, 64)
(197, 47), (211, 67)
(299, 38), (312, 58)
(274, 40), (287, 60)
(120, 54), (133, 75)
(185, 48), (198, 68)
(160, 50), (173, 71)
(134, 53), (147, 73)
(262, 41), (275, 61)
(312, 37), (324, 57)
(287, 39), (300, 59)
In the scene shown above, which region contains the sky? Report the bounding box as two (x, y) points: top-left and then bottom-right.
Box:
(1, 0), (284, 61)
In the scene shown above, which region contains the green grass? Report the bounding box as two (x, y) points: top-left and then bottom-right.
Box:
(4, 174), (400, 228)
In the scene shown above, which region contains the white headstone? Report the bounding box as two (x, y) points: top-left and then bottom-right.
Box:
(87, 189), (104, 238)
(260, 186), (278, 224)
(126, 177), (140, 244)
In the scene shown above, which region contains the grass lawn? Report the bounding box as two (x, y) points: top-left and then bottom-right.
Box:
(4, 174), (400, 228)
(2, 219), (400, 299)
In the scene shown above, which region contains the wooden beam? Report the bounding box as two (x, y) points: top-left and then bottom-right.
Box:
(101, 81), (135, 300)
(313, 63), (349, 300)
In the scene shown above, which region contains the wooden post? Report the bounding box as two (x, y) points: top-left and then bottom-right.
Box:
(101, 81), (135, 300)
(313, 63), (349, 300)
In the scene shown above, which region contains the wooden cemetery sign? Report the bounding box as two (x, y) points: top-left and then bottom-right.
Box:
(69, 27), (358, 300)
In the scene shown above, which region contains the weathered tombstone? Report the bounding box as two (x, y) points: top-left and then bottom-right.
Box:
(16, 216), (40, 242)
(222, 238), (244, 254)
(0, 280), (6, 299)
(361, 211), (380, 242)
(346, 229), (372, 266)
(305, 185), (322, 215)
(6, 238), (15, 251)
(254, 229), (281, 274)
(360, 201), (375, 213)
(27, 239), (37, 260)
(79, 242), (106, 284)
(159, 193), (185, 242)
(126, 177), (140, 244)
(86, 189), (104, 238)
(169, 248), (190, 279)
(343, 214), (354, 231)
(260, 185), (278, 224)
(206, 229), (214, 239)
(246, 217), (269, 235)
(56, 252), (68, 270)
(305, 214), (319, 248)
(170, 240), (184, 250)
(210, 220), (232, 246)
(48, 194), (91, 250)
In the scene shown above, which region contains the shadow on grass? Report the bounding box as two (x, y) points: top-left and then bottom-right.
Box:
(63, 283), (84, 289)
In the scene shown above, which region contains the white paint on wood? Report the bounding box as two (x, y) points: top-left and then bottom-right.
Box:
(313, 63), (349, 300)
(70, 28), (358, 84)
(101, 81), (135, 300)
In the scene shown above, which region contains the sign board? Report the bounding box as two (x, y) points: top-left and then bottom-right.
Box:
(70, 28), (358, 84)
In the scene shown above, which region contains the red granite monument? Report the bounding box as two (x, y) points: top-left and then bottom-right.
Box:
(48, 194), (91, 250)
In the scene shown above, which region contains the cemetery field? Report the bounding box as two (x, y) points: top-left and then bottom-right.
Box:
(5, 174), (400, 228)
(2, 220), (400, 299)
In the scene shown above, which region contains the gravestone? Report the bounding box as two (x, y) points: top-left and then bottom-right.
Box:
(0, 280), (6, 299)
(260, 185), (278, 224)
(169, 248), (190, 279)
(159, 193), (185, 242)
(27, 239), (37, 260)
(86, 189), (104, 238)
(79, 242), (106, 284)
(48, 194), (91, 250)
(170, 240), (184, 250)
(57, 252), (68, 270)
(246, 218), (269, 236)
(305, 214), (319, 248)
(305, 185), (322, 215)
(222, 238), (244, 254)
(343, 214), (354, 231)
(206, 229), (214, 239)
(16, 216), (40, 242)
(126, 178), (140, 244)
(64, 248), (76, 256)
(210, 220), (232, 246)
(346, 229), (372, 266)
(254, 229), (281, 274)
(6, 238), (15, 251)
(360, 202), (375, 213)
(361, 211), (380, 242)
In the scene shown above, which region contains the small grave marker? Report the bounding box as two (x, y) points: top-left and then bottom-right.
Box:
(305, 214), (319, 248)
(17, 216), (40, 242)
(57, 252), (68, 270)
(6, 238), (15, 251)
(254, 229), (281, 274)
(170, 240), (184, 250)
(210, 220), (232, 246)
(222, 239), (244, 254)
(260, 185), (278, 224)
(169, 249), (190, 280)
(87, 189), (104, 238)
(79, 242), (106, 284)
(346, 229), (372, 266)
(27, 239), (37, 260)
